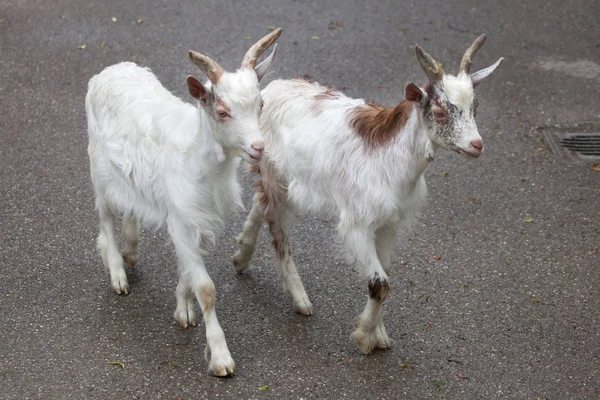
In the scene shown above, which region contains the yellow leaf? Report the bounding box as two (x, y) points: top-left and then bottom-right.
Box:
(530, 296), (541, 303)
(311, 35), (319, 40)
(525, 218), (534, 223)
(245, 36), (252, 40)
(111, 16), (118, 23)
(266, 25), (276, 31)
(258, 385), (270, 391)
(108, 361), (125, 369)
(137, 18), (144, 24)
(78, 44), (87, 50)
(592, 163), (600, 172)
(100, 41), (106, 48)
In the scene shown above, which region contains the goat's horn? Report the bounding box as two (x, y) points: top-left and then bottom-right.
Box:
(241, 27), (283, 70)
(459, 34), (487, 74)
(189, 50), (225, 84)
(415, 44), (444, 83)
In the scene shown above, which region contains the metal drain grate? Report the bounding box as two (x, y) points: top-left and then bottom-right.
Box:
(544, 132), (600, 161)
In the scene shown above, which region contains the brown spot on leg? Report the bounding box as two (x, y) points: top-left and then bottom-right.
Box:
(197, 284), (215, 312)
(368, 273), (389, 302)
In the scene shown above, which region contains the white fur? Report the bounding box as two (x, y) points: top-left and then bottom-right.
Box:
(86, 61), (268, 376)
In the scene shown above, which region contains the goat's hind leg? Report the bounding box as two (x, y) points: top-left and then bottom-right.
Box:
(232, 192), (264, 273)
(95, 196), (129, 295)
(121, 214), (140, 267)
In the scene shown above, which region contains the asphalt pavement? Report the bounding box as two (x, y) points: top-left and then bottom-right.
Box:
(1, 0), (599, 399)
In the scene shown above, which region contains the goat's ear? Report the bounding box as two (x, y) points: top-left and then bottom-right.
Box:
(470, 57), (504, 87)
(405, 82), (428, 106)
(187, 75), (208, 103)
(255, 44), (278, 82)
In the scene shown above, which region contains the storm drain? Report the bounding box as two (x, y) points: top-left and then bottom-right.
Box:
(544, 131), (600, 161)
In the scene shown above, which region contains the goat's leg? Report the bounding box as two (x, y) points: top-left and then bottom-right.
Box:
(343, 225), (391, 354)
(375, 223), (399, 274)
(268, 208), (313, 315)
(168, 219), (234, 377)
(96, 196), (129, 295)
(173, 273), (197, 328)
(121, 214), (140, 267)
(232, 192), (264, 273)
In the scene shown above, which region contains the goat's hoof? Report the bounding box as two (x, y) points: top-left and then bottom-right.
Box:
(351, 324), (392, 355)
(122, 252), (138, 267)
(208, 354), (236, 377)
(110, 271), (129, 295)
(232, 253), (250, 274)
(293, 296), (313, 316)
(174, 308), (197, 329)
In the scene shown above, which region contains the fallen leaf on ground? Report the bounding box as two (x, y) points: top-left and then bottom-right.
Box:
(108, 361), (125, 369)
(245, 36), (252, 40)
(266, 25), (276, 31)
(430, 380), (446, 389)
(311, 35), (319, 40)
(525, 218), (534, 223)
(78, 44), (87, 50)
(592, 163), (600, 172)
(530, 295), (541, 303)
(258, 385), (270, 391)
(137, 19), (144, 24)
(111, 16), (118, 23)
(433, 255), (441, 261)
(100, 41), (106, 48)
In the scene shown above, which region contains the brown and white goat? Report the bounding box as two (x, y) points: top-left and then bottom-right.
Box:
(233, 35), (503, 354)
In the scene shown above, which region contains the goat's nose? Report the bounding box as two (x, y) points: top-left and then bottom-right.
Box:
(251, 142), (264, 152)
(470, 139), (483, 151)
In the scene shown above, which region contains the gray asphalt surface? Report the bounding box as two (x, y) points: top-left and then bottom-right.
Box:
(1, 0), (599, 399)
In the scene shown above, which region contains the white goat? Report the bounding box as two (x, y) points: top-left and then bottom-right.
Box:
(85, 28), (282, 376)
(233, 35), (503, 354)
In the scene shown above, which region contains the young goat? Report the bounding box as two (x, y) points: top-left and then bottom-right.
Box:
(85, 28), (282, 376)
(233, 35), (503, 354)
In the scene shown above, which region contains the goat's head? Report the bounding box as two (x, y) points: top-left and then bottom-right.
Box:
(404, 35), (503, 159)
(186, 28), (282, 164)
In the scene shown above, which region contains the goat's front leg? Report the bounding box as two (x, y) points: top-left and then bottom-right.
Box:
(343, 225), (392, 354)
(232, 192), (264, 273)
(169, 220), (234, 377)
(268, 207), (312, 315)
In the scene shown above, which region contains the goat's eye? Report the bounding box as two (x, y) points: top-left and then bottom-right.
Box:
(434, 110), (447, 121)
(218, 111), (229, 118)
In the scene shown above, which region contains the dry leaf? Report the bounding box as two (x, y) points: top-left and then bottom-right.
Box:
(137, 19), (144, 24)
(530, 296), (541, 303)
(100, 41), (106, 48)
(258, 385), (270, 391)
(108, 361), (125, 369)
(311, 35), (319, 40)
(111, 16), (118, 23)
(525, 218), (534, 223)
(433, 255), (441, 261)
(592, 163), (600, 172)
(78, 44), (87, 50)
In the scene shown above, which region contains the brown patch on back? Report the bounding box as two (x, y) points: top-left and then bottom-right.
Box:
(349, 101), (414, 148)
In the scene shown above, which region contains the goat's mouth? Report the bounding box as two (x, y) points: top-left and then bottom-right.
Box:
(455, 147), (482, 159)
(242, 149), (262, 164)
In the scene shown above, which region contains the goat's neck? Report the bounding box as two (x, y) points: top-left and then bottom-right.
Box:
(387, 107), (435, 182)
